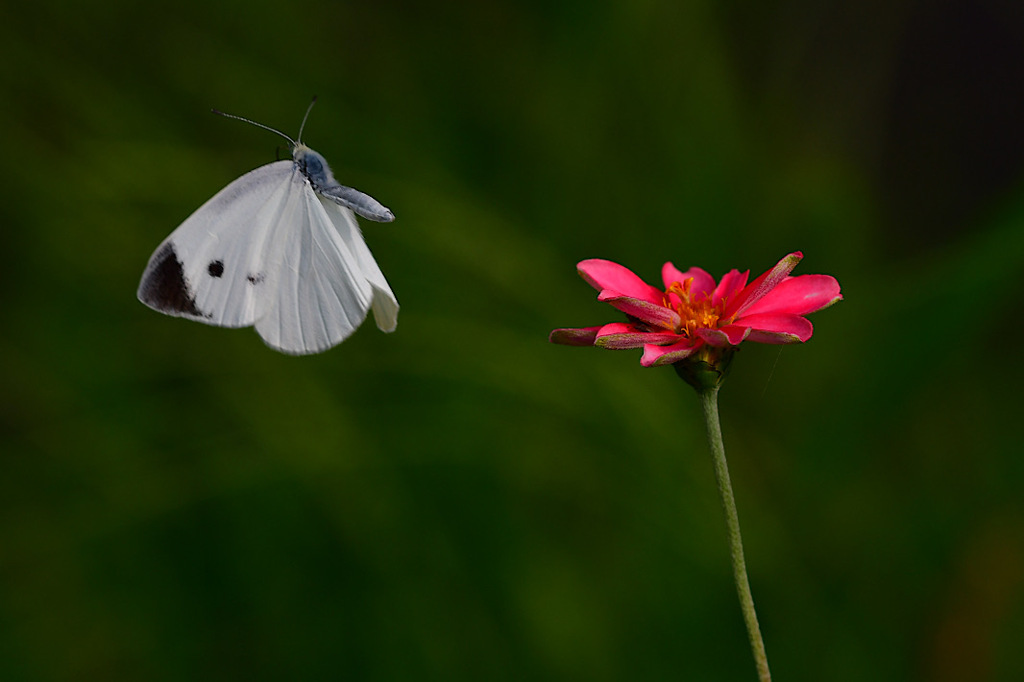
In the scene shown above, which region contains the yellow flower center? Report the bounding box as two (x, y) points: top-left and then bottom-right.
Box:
(665, 279), (720, 336)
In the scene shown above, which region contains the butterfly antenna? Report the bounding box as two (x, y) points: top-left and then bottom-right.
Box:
(211, 108), (296, 147)
(296, 95), (318, 142)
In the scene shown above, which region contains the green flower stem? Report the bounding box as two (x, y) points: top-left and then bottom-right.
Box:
(699, 385), (771, 682)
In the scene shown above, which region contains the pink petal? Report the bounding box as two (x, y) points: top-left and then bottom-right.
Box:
(733, 313), (813, 343)
(578, 259), (664, 305)
(662, 263), (716, 300)
(662, 262), (688, 288)
(595, 322), (681, 349)
(549, 326), (601, 346)
(640, 339), (702, 367)
(745, 329), (806, 344)
(597, 291), (681, 329)
(724, 252), (803, 319)
(712, 269), (749, 308)
(739, 275), (842, 317)
(697, 325), (749, 346)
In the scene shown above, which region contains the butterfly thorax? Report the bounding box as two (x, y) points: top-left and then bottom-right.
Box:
(289, 142), (395, 223)
(293, 144), (335, 191)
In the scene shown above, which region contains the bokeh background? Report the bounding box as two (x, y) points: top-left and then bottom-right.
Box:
(3, 1), (1024, 680)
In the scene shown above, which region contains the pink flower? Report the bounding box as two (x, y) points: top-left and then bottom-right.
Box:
(550, 251), (842, 367)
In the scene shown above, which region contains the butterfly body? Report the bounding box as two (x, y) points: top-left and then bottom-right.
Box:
(138, 107), (398, 355)
(293, 144), (395, 223)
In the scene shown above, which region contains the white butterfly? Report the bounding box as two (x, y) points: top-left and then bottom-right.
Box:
(138, 99), (398, 355)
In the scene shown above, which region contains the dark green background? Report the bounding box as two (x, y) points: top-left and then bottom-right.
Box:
(3, 1), (1023, 680)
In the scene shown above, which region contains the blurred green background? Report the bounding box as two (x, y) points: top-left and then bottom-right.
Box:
(3, 1), (1024, 680)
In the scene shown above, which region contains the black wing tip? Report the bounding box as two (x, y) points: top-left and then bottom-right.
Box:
(138, 243), (204, 317)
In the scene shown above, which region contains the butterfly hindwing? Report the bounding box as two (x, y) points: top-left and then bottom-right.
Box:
(253, 168), (377, 355)
(320, 198), (399, 333)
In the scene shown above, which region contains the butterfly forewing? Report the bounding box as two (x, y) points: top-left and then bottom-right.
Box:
(138, 161), (295, 327)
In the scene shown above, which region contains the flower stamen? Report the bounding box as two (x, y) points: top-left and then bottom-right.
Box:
(665, 279), (720, 337)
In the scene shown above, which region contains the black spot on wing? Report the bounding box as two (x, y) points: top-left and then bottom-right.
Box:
(247, 272), (265, 285)
(208, 260), (225, 278)
(139, 243), (203, 317)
